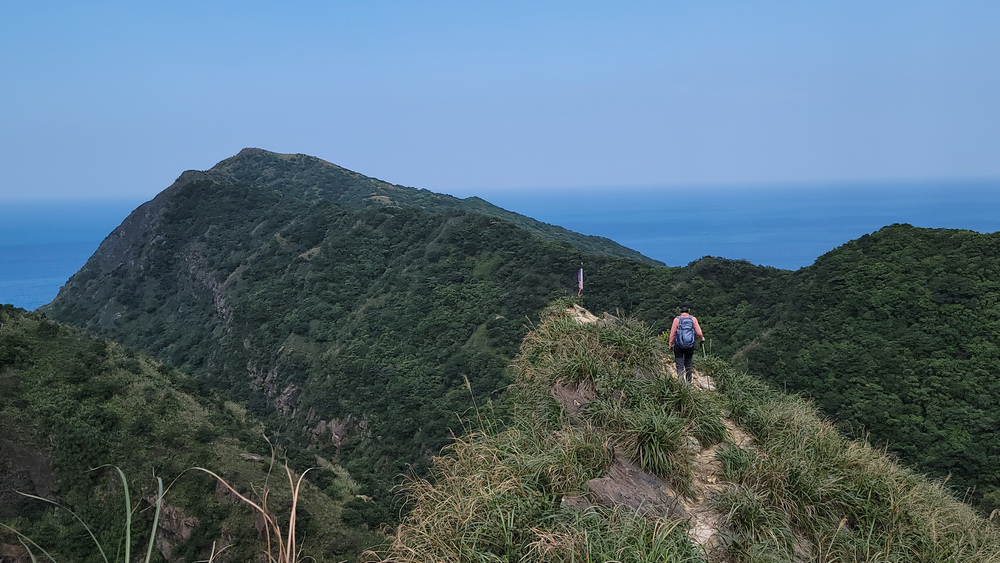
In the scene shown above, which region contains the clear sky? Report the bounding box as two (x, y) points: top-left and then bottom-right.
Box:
(1, 1), (998, 202)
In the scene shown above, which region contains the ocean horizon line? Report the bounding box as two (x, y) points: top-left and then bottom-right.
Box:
(2, 180), (999, 310)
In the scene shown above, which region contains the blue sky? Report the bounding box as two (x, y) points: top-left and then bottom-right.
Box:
(1, 1), (998, 202)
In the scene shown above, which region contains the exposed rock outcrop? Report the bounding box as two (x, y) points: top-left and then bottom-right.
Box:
(155, 502), (200, 562)
(0, 543), (30, 563)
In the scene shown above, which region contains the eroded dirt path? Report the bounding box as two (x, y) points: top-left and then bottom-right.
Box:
(564, 306), (758, 558)
(668, 366), (756, 556)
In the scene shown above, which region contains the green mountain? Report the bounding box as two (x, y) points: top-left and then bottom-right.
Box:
(40, 150), (781, 523)
(741, 224), (1000, 508)
(36, 148), (1000, 538)
(0, 305), (379, 562)
(370, 303), (1000, 562)
(130, 148), (661, 266)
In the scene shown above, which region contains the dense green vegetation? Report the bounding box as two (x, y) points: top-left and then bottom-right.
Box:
(742, 224), (1000, 509)
(0, 306), (378, 562)
(372, 304), (1000, 562)
(37, 149), (1000, 533)
(165, 148), (661, 266)
(43, 157), (783, 524)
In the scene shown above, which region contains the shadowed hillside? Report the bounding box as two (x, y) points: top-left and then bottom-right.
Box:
(0, 305), (379, 562)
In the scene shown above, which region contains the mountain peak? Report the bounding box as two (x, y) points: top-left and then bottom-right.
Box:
(216, 147), (342, 171)
(150, 149), (661, 265)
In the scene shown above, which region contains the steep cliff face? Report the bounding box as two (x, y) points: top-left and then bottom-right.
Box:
(48, 148), (657, 338)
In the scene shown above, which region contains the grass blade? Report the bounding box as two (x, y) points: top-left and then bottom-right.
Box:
(144, 477), (164, 563)
(0, 523), (58, 563)
(113, 466), (132, 563)
(13, 490), (110, 563)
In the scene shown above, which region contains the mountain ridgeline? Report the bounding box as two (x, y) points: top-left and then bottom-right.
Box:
(127, 148), (661, 266)
(25, 148), (1000, 548)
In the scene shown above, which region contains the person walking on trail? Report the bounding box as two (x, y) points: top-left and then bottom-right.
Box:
(668, 305), (704, 383)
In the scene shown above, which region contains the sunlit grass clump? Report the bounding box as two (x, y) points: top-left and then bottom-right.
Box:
(366, 424), (703, 563)
(706, 359), (1000, 562)
(365, 302), (725, 562)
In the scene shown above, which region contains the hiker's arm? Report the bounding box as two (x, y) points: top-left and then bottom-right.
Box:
(693, 317), (704, 341)
(668, 317), (679, 347)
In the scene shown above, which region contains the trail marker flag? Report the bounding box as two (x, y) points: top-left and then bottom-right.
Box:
(577, 268), (584, 297)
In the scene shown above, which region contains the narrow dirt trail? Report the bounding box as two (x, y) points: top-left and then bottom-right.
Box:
(566, 305), (758, 559)
(669, 366), (756, 556)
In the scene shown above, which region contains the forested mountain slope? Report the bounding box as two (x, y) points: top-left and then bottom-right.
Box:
(0, 306), (378, 562)
(41, 152), (784, 525)
(742, 224), (1000, 509)
(148, 148), (661, 266)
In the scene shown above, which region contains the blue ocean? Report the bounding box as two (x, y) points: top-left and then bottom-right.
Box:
(0, 200), (144, 311)
(477, 180), (1000, 269)
(2, 181), (999, 311)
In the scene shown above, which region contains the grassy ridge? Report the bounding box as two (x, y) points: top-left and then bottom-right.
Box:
(371, 302), (1000, 562)
(711, 359), (1000, 562)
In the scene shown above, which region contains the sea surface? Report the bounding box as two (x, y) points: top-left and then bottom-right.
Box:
(476, 180), (1000, 269)
(2, 181), (999, 311)
(0, 200), (144, 311)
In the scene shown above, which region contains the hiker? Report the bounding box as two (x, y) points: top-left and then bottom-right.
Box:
(668, 304), (704, 383)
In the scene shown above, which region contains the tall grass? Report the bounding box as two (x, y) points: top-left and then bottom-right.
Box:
(1, 450), (315, 563)
(366, 424), (704, 562)
(366, 303), (724, 562)
(706, 360), (1000, 562)
(370, 302), (1000, 562)
(193, 438), (315, 563)
(0, 466), (163, 563)
(194, 463), (312, 563)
